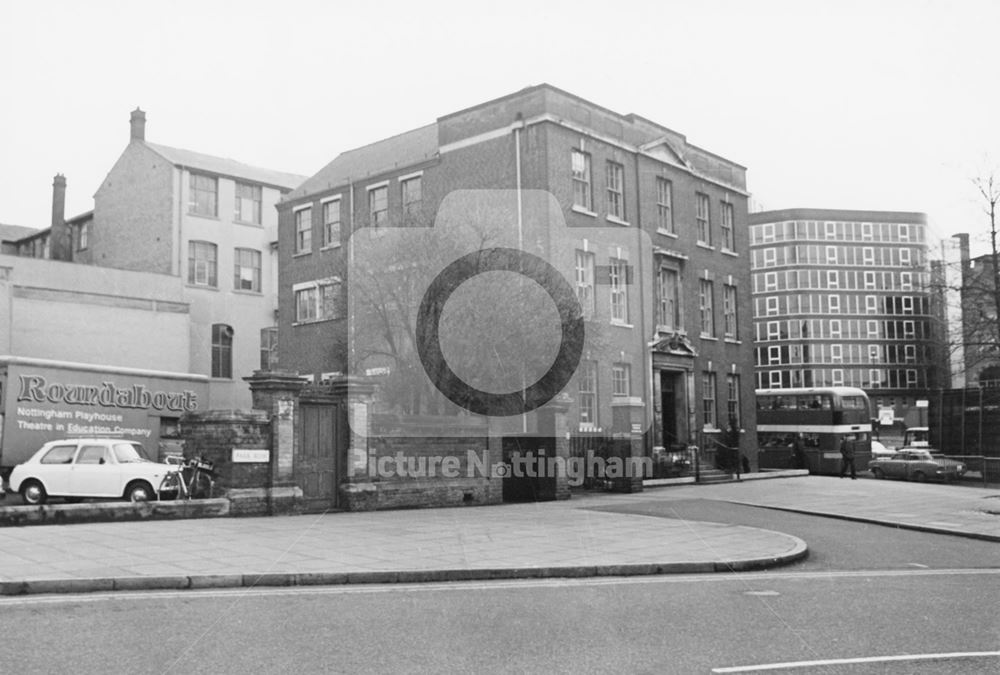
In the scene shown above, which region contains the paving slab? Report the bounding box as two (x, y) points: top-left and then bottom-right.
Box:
(0, 500), (806, 595)
(621, 475), (1000, 541)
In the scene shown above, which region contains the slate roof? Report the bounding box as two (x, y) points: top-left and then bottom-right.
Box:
(286, 123), (439, 201)
(0, 223), (40, 242)
(145, 142), (308, 191)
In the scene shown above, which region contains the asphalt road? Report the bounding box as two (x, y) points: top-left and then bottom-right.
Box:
(1, 505), (997, 674)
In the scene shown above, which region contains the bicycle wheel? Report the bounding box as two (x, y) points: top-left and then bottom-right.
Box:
(190, 471), (214, 499)
(158, 471), (184, 500)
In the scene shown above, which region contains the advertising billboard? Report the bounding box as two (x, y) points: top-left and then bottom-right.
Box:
(0, 357), (208, 468)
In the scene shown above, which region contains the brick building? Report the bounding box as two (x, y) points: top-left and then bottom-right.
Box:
(277, 84), (756, 465)
(748, 208), (939, 430)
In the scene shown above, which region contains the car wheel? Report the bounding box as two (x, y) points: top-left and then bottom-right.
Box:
(912, 471), (926, 483)
(872, 467), (884, 479)
(124, 481), (154, 502)
(20, 480), (47, 506)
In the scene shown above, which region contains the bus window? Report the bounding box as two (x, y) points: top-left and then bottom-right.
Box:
(841, 396), (867, 410)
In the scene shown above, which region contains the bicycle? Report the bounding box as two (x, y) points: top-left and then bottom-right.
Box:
(159, 456), (216, 500)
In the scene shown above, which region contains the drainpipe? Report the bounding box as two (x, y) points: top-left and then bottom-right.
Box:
(514, 114), (527, 433)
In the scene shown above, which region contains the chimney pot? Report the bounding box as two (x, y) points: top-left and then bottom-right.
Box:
(130, 107), (146, 142)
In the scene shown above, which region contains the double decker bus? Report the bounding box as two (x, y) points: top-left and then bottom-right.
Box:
(756, 387), (873, 475)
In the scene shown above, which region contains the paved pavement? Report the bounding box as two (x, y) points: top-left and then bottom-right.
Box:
(1, 475), (998, 596)
(632, 474), (1000, 541)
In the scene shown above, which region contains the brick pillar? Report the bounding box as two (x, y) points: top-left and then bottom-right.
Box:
(536, 394), (572, 500)
(244, 370), (307, 486)
(327, 376), (378, 510)
(611, 396), (646, 493)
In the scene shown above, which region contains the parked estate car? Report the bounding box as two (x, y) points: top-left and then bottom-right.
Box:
(868, 450), (966, 482)
(7, 438), (176, 505)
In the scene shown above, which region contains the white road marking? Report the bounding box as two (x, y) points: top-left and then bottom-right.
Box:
(712, 651), (1000, 672)
(743, 591), (780, 596)
(1, 567), (999, 605)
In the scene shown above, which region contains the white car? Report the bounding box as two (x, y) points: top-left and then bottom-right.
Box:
(8, 438), (176, 505)
(871, 440), (895, 459)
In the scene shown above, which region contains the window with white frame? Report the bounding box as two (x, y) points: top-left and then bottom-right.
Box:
(575, 249), (596, 320)
(825, 222), (836, 239)
(656, 177), (673, 233)
(720, 201), (735, 251)
(866, 295), (878, 313)
(831, 369), (844, 386)
(401, 176), (422, 221)
(869, 345), (880, 362)
(726, 373), (741, 427)
(828, 294), (840, 313)
(826, 246), (838, 264)
(905, 345), (916, 362)
(863, 247), (874, 265)
(189, 173), (217, 217)
(830, 319), (842, 338)
(188, 241), (217, 287)
(322, 198), (341, 247)
(766, 321), (780, 340)
(903, 320), (915, 338)
(827, 270), (839, 287)
(901, 272), (912, 290)
(867, 320), (879, 338)
(769, 371), (782, 388)
(233, 248), (261, 292)
(766, 296), (779, 316)
(294, 279), (342, 323)
(211, 324), (233, 379)
(369, 185), (388, 227)
(764, 271), (777, 290)
(906, 369), (917, 386)
(235, 182), (262, 224)
(831, 344), (843, 362)
(870, 369), (882, 386)
(696, 193), (711, 244)
(260, 326), (278, 371)
(899, 224), (910, 241)
(723, 284), (738, 339)
(862, 222), (873, 240)
(657, 267), (680, 330)
(578, 360), (598, 428)
(899, 248), (911, 265)
(864, 271), (876, 289)
(77, 222), (89, 251)
(609, 257), (629, 323)
(763, 248), (776, 267)
(295, 286), (317, 322)
(606, 162), (625, 219)
(612, 363), (630, 397)
(572, 150), (592, 211)
(295, 207), (312, 253)
(762, 223), (775, 242)
(699, 279), (715, 336)
(702, 371), (717, 428)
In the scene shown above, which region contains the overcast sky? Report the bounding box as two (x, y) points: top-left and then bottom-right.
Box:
(3, 0), (999, 256)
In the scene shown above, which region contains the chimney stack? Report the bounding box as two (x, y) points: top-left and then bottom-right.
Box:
(130, 107), (146, 142)
(50, 174), (71, 261)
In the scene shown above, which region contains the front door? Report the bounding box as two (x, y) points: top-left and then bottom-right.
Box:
(660, 373), (679, 448)
(295, 402), (345, 507)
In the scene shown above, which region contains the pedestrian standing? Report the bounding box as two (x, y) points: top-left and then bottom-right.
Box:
(792, 433), (806, 470)
(839, 436), (856, 479)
